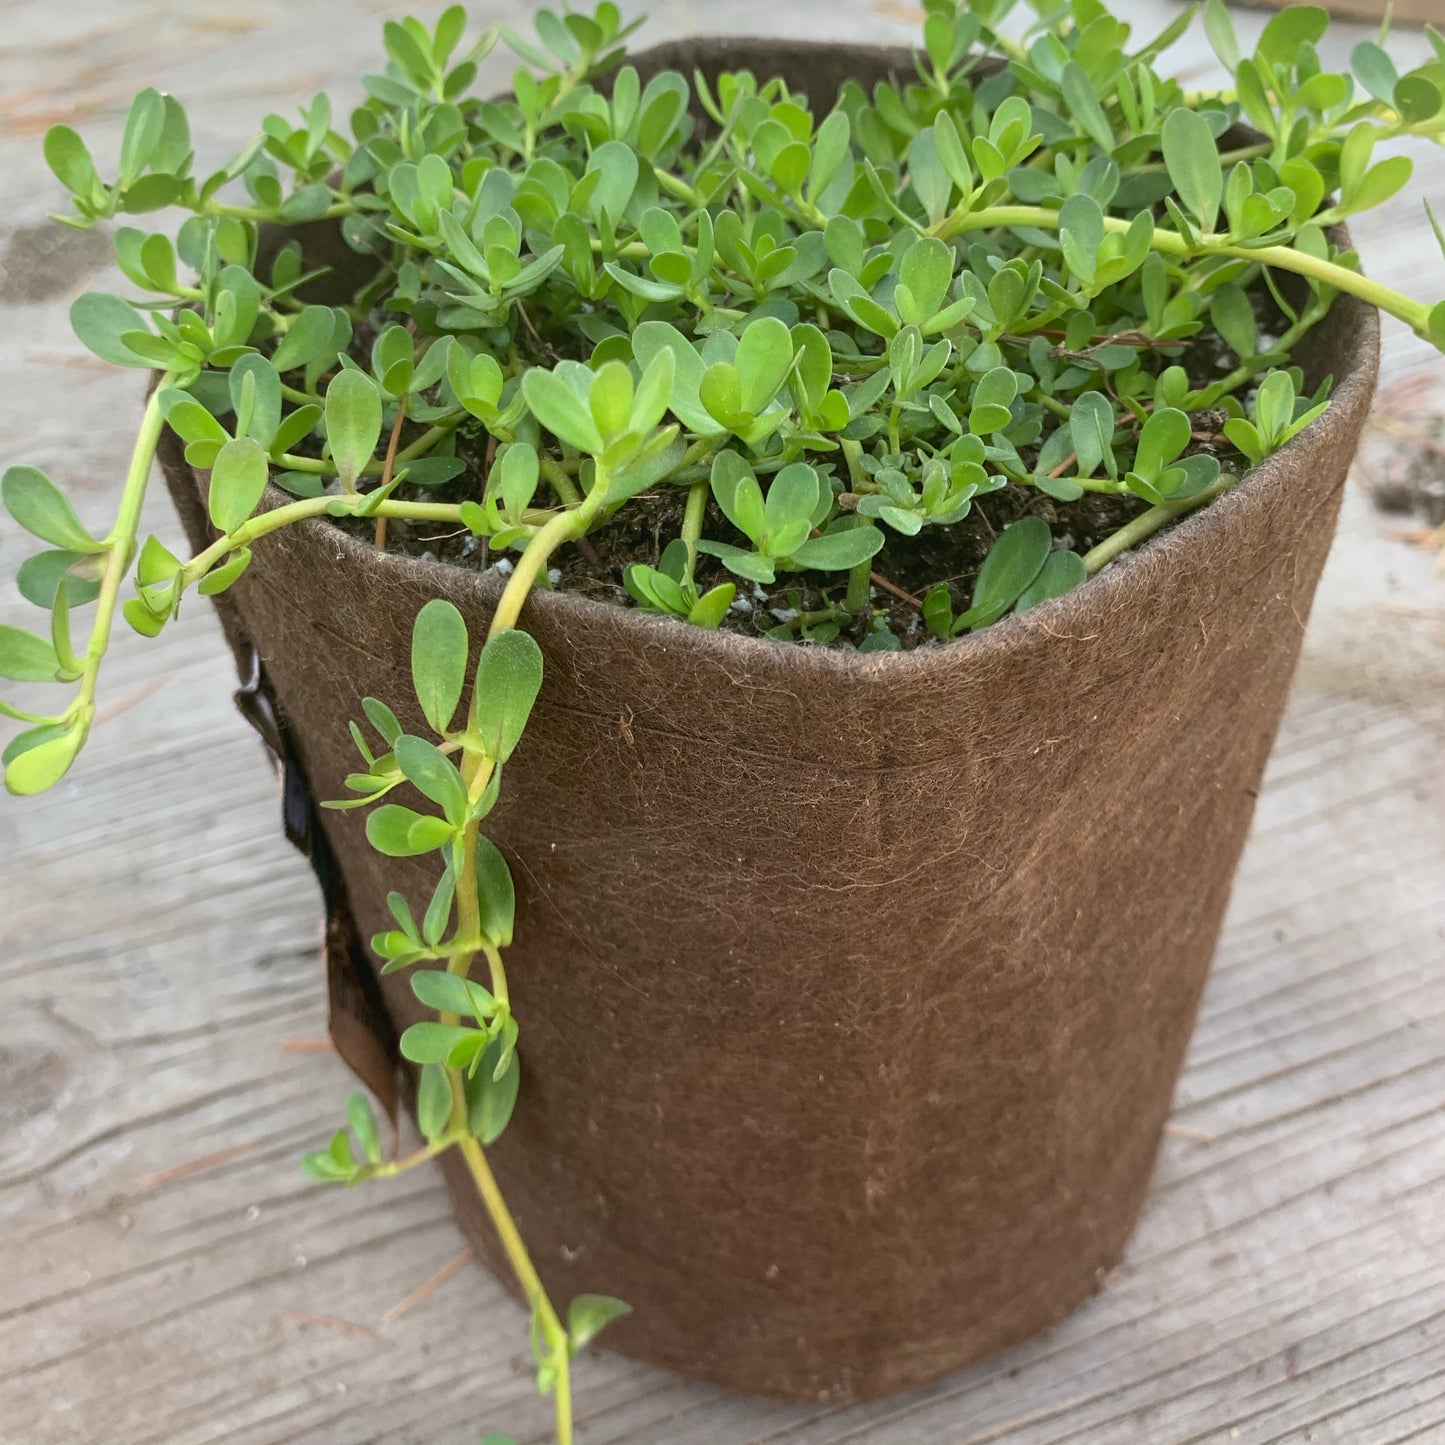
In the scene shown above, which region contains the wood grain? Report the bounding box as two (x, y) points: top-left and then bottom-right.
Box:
(2, 3), (1442, 1443)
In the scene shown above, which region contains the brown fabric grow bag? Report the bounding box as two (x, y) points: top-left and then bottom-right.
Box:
(157, 39), (1381, 1403)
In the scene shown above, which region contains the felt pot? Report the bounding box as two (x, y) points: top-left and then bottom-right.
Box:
(158, 38), (1380, 1404)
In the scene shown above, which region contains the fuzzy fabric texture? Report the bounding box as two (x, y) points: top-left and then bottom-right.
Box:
(158, 39), (1381, 1403)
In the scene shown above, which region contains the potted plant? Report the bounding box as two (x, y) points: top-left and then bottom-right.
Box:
(3, 0), (1442, 1437)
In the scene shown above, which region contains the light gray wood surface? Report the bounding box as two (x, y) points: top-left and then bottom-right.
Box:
(2, 4), (1443, 1443)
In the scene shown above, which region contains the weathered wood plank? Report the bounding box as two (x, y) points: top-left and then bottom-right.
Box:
(2, 3), (1443, 1444)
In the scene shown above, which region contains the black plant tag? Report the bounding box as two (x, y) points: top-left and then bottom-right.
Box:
(233, 645), (400, 1121)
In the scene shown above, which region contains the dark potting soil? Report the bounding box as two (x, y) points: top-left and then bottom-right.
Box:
(345, 476), (1150, 650)
(326, 302), (1259, 651)
(358, 476), (1150, 647)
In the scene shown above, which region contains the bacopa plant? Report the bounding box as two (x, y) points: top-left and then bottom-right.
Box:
(4, 0), (1444, 1437)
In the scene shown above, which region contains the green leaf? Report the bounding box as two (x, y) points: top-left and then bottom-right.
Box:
(475, 834), (516, 949)
(394, 734), (468, 824)
(325, 369), (382, 490)
(1161, 108), (1222, 235)
(280, 182), (333, 223)
(896, 236), (953, 327)
(1135, 406), (1192, 476)
(416, 1063), (453, 1144)
(4, 721), (84, 795)
(1014, 550), (1086, 612)
(0, 624), (59, 682)
(1351, 41), (1399, 107)
(363, 697), (403, 747)
(788, 524), (885, 572)
(589, 359), (634, 438)
(696, 540), (775, 584)
(709, 451), (767, 541)
(808, 109), (851, 202)
(960, 515), (1052, 627)
(327, 1128), (359, 1176)
(411, 968), (496, 1020)
(700, 363), (743, 427)
(366, 804), (454, 857)
(136, 535), (180, 588)
(932, 111), (973, 195)
(301, 1149), (350, 1183)
(1395, 73), (1442, 127)
(1427, 300), (1445, 352)
(2, 466), (101, 552)
(770, 139), (810, 198)
(1060, 62), (1114, 153)
(412, 598), (469, 735)
(584, 139), (639, 224)
(522, 367), (604, 454)
(733, 317), (795, 415)
(399, 1021), (487, 1067)
(567, 1294), (632, 1353)
(464, 1036), (519, 1143)
(1059, 194), (1104, 288)
(162, 390), (230, 448)
(269, 405), (323, 460)
(828, 268), (898, 339)
(1069, 392), (1117, 478)
(272, 306), (343, 372)
(630, 348), (675, 434)
(908, 127), (953, 226)
(1202, 0), (1241, 73)
(605, 257), (686, 299)
(1211, 284), (1257, 361)
(763, 462), (822, 544)
(198, 547), (252, 596)
(44, 125), (101, 200)
(922, 583), (953, 640)
(968, 365), (1019, 435)
(632, 322), (719, 436)
(1254, 370), (1295, 444)
(347, 1093), (382, 1164)
(69, 293), (155, 369)
(207, 437), (269, 534)
(118, 89), (166, 189)
(1257, 6), (1328, 69)
(1341, 156), (1412, 217)
(422, 866), (456, 946)
(473, 629), (543, 763)
(16, 550), (103, 609)
(688, 583), (735, 629)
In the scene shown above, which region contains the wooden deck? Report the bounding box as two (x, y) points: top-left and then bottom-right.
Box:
(2, 3), (1443, 1442)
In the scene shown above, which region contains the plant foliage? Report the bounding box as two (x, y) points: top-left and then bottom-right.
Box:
(5, 1), (1445, 1438)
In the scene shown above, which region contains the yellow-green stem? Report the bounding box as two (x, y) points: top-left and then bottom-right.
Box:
(681, 478), (708, 580)
(76, 375), (178, 715)
(180, 495), (559, 584)
(540, 456), (583, 507)
(277, 414), (466, 477)
(932, 205), (1434, 338)
(432, 468), (615, 1445)
(459, 1135), (573, 1439)
(1081, 473), (1237, 574)
(201, 197), (355, 224)
(366, 1133), (460, 1179)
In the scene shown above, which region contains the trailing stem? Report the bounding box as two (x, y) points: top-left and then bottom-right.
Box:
(430, 466), (614, 1445)
(1081, 473), (1237, 574)
(77, 376), (177, 717)
(932, 204), (1439, 341)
